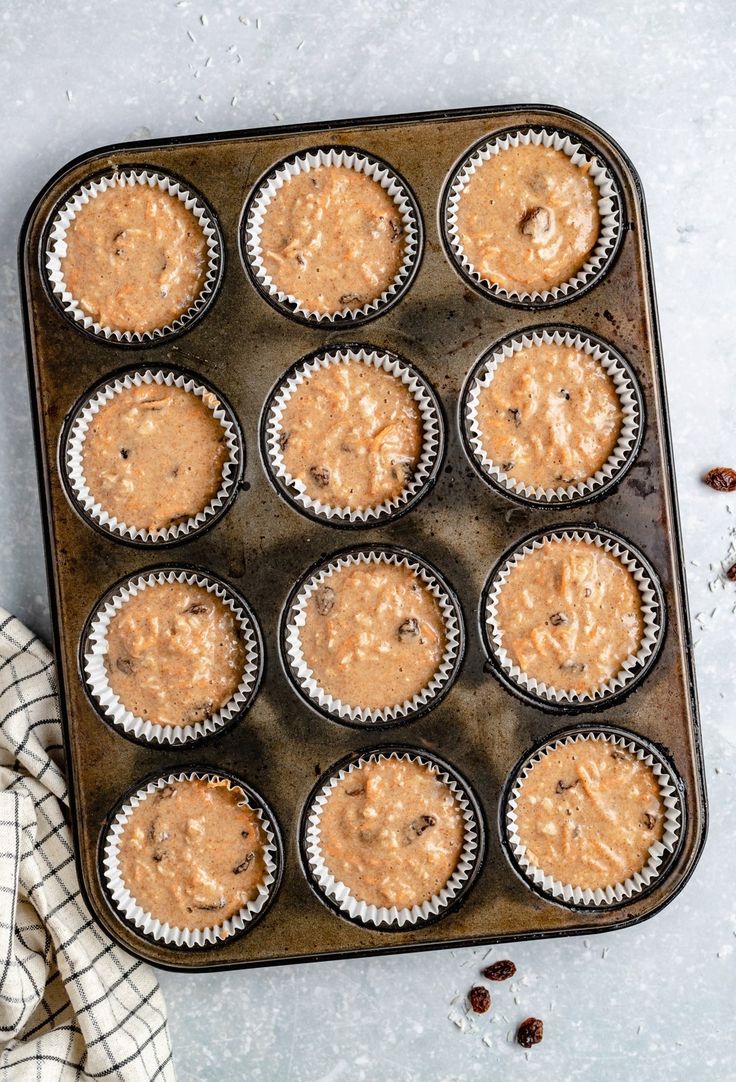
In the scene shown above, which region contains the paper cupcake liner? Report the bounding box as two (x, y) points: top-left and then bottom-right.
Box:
(484, 527), (665, 706)
(45, 168), (222, 343)
(443, 127), (622, 305)
(463, 327), (643, 505)
(83, 568), (262, 746)
(283, 546), (464, 726)
(62, 368), (242, 544)
(243, 146), (422, 324)
(102, 769), (279, 947)
(304, 748), (482, 929)
(504, 728), (683, 908)
(263, 346), (443, 524)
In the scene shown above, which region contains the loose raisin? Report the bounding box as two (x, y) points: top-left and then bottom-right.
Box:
(469, 986), (491, 1014)
(704, 467), (736, 492)
(517, 1017), (543, 1048)
(115, 657), (135, 675)
(309, 465), (330, 487)
(314, 584), (336, 615)
(727, 563), (736, 582)
(482, 959), (516, 982)
(398, 617), (420, 642)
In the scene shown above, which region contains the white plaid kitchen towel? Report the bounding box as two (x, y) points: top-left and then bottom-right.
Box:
(0, 610), (176, 1080)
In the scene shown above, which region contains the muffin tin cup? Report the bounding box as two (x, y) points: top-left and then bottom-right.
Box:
(281, 545), (465, 728)
(441, 126), (623, 307)
(261, 344), (444, 527)
(301, 746), (484, 930)
(481, 525), (666, 711)
(44, 167), (223, 344)
(501, 726), (684, 909)
(60, 367), (244, 546)
(101, 768), (281, 948)
(242, 145), (423, 328)
(461, 326), (644, 507)
(82, 567), (264, 747)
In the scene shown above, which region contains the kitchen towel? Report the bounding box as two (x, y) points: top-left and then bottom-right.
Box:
(0, 609), (175, 1080)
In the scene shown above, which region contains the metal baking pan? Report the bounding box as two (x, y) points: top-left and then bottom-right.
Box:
(19, 103), (707, 971)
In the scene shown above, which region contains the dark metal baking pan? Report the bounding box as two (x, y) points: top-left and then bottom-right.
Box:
(19, 103), (706, 972)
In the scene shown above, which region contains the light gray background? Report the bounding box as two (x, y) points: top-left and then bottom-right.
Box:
(2, 2), (735, 1079)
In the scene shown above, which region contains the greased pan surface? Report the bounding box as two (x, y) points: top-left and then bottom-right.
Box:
(19, 104), (706, 971)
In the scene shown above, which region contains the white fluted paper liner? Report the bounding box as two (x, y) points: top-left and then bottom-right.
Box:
(265, 347), (441, 523)
(285, 548), (463, 724)
(444, 127), (621, 303)
(45, 169), (221, 342)
(485, 529), (663, 704)
(305, 750), (480, 928)
(464, 329), (642, 504)
(244, 147), (420, 322)
(64, 369), (241, 543)
(84, 569), (261, 745)
(505, 730), (682, 907)
(102, 770), (278, 946)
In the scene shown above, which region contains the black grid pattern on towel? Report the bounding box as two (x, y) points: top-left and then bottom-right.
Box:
(0, 611), (175, 1080)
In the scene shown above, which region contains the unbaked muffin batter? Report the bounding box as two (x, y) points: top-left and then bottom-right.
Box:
(299, 561), (447, 711)
(474, 343), (623, 488)
(318, 757), (465, 909)
(82, 383), (229, 533)
(279, 360), (423, 509)
(61, 183), (209, 333)
(118, 778), (267, 930)
(456, 143), (600, 293)
(105, 581), (245, 727)
(259, 165), (405, 314)
(514, 740), (665, 891)
(495, 539), (644, 694)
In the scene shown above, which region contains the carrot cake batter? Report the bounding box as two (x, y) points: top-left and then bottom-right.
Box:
(259, 165), (405, 314)
(474, 343), (623, 488)
(456, 143), (600, 293)
(514, 739), (665, 891)
(300, 561), (447, 711)
(61, 183), (209, 333)
(118, 778), (267, 930)
(81, 382), (229, 533)
(318, 757), (465, 909)
(279, 360), (423, 509)
(495, 539), (644, 694)
(105, 581), (245, 727)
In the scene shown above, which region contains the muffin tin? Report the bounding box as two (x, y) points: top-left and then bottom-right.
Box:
(19, 104), (706, 971)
